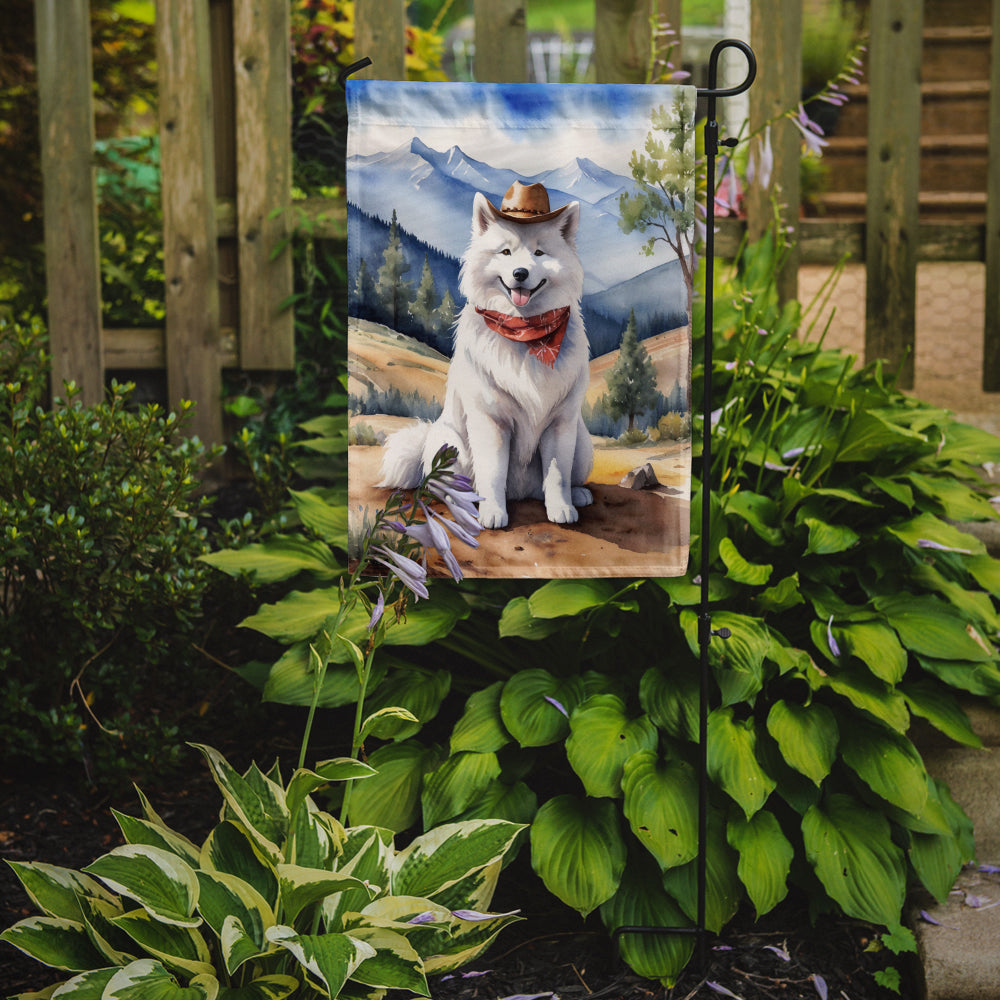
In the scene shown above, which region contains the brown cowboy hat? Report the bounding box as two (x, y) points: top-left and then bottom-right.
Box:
(485, 181), (570, 224)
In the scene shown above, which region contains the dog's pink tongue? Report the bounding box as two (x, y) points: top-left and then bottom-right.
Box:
(511, 288), (531, 307)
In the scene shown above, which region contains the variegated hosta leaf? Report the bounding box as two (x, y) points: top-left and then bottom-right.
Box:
(288, 802), (343, 870)
(102, 958), (218, 999)
(195, 871), (274, 974)
(424, 859), (501, 916)
(499, 669), (585, 747)
(420, 752), (501, 829)
(599, 853), (694, 987)
(345, 926), (429, 995)
(83, 846), (200, 928)
(190, 745), (287, 863)
(838, 718), (929, 817)
(285, 760), (375, 824)
(765, 700), (838, 786)
(276, 864), (375, 925)
(529, 795), (626, 917)
(707, 707), (776, 819)
(323, 829), (393, 931)
(265, 926), (375, 998)
(422, 907), (522, 975)
(621, 751), (699, 871)
(727, 810), (793, 918)
(0, 916), (107, 971)
(110, 908), (214, 978)
(4, 861), (118, 922)
(565, 695), (658, 799)
(112, 810), (202, 868)
(450, 681), (511, 754)
(200, 822), (278, 910)
(45, 966), (118, 997)
(802, 793), (906, 926)
(391, 820), (524, 901)
(78, 894), (136, 966)
(214, 974), (299, 999)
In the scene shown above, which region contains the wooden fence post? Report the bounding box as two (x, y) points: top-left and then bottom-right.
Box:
(746, 0), (801, 306)
(864, 0), (923, 389)
(474, 0), (527, 82)
(594, 0), (667, 84)
(34, 0), (104, 405)
(233, 0), (294, 369)
(157, 0), (223, 445)
(983, 0), (1000, 390)
(354, 0), (406, 80)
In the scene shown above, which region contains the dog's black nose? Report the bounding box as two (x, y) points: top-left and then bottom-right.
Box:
(512, 267), (529, 282)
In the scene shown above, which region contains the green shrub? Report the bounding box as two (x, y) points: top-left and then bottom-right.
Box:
(1, 743), (524, 997)
(0, 317), (220, 783)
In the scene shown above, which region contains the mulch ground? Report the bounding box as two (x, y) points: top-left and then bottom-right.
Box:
(1, 744), (913, 1000)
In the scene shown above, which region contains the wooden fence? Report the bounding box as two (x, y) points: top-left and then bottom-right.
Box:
(33, 0), (1000, 445)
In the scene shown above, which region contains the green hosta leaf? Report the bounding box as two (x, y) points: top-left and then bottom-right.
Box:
(802, 793), (906, 926)
(191, 746), (287, 862)
(866, 474), (914, 509)
(727, 811), (793, 918)
(886, 512), (985, 557)
(907, 472), (998, 521)
(835, 409), (927, 463)
(497, 596), (564, 639)
(874, 594), (995, 662)
(661, 811), (741, 933)
(285, 759), (376, 822)
(530, 795), (626, 917)
(803, 517), (859, 556)
(916, 655), (1000, 697)
(621, 751), (699, 871)
(836, 621), (907, 684)
(0, 916), (107, 971)
(499, 670), (584, 747)
(393, 820), (524, 901)
(359, 706), (421, 742)
(265, 926), (375, 997)
(765, 700), (838, 786)
(200, 535), (341, 584)
(288, 488), (349, 545)
(909, 785), (967, 907)
(346, 926), (428, 994)
(4, 862), (118, 923)
(724, 490), (784, 545)
(453, 779), (538, 827)
(707, 708), (776, 818)
(935, 421), (1000, 464)
(363, 667), (451, 740)
(807, 660), (910, 732)
(718, 537), (772, 586)
(450, 682), (511, 754)
(103, 959), (218, 999)
(839, 718), (929, 816)
(112, 812), (201, 868)
(565, 695), (658, 798)
(195, 871), (273, 974)
(911, 562), (1000, 633)
(200, 822), (278, 910)
(680, 610), (770, 706)
(216, 975), (299, 999)
(755, 573), (805, 614)
(599, 852), (694, 987)
(901, 680), (982, 748)
(655, 573), (737, 606)
(421, 751), (502, 828)
(639, 664), (699, 742)
(527, 579), (617, 618)
(111, 908), (214, 978)
(261, 643), (384, 709)
(347, 740), (442, 832)
(277, 865), (374, 925)
(967, 553), (1000, 597)
(83, 846), (200, 928)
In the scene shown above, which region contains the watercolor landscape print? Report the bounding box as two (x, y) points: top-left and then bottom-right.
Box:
(346, 80), (697, 578)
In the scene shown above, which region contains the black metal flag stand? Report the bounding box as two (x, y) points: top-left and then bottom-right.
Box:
(340, 39), (758, 974)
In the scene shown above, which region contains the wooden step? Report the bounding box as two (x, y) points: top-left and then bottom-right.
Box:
(922, 25), (993, 83)
(813, 190), (987, 222)
(822, 134), (989, 193)
(921, 0), (992, 28)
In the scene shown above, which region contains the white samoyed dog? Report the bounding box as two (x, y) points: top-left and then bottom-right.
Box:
(377, 181), (594, 529)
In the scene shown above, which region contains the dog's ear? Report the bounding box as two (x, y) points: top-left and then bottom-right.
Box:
(472, 192), (493, 236)
(559, 201), (580, 245)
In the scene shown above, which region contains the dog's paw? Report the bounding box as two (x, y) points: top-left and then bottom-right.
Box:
(479, 500), (509, 530)
(571, 487), (593, 507)
(546, 502), (579, 524)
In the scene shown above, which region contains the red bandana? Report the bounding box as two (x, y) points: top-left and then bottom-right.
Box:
(475, 306), (571, 367)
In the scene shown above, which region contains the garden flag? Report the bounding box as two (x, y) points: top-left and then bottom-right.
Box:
(346, 80), (696, 578)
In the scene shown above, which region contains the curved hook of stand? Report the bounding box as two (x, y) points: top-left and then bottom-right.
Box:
(697, 38), (757, 99)
(338, 56), (373, 90)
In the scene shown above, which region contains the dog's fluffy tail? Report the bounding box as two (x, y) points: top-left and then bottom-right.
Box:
(376, 419), (431, 489)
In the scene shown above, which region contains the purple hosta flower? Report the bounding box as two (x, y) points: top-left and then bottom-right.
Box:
(763, 944), (791, 962)
(791, 104), (828, 156)
(917, 538), (973, 555)
(370, 544), (429, 600)
(706, 983), (742, 999)
(919, 909), (958, 929)
(747, 124), (774, 191)
(367, 590), (385, 631)
(811, 974), (828, 1000)
(496, 994), (557, 1000)
(715, 158), (741, 216)
(441, 970), (493, 982)
(407, 911), (438, 925)
(451, 908), (521, 921)
(827, 615), (842, 658)
(544, 695), (569, 718)
(979, 864), (1000, 874)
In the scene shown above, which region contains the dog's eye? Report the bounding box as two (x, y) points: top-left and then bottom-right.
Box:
(499, 248), (511, 256)
(533, 249), (545, 257)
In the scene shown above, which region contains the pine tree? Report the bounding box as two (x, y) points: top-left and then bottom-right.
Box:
(605, 309), (659, 431)
(375, 209), (414, 329)
(433, 288), (457, 353)
(353, 257), (375, 317)
(410, 254), (438, 333)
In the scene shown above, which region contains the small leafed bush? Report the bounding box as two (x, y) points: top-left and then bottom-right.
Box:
(0, 317), (219, 782)
(1, 744), (523, 998)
